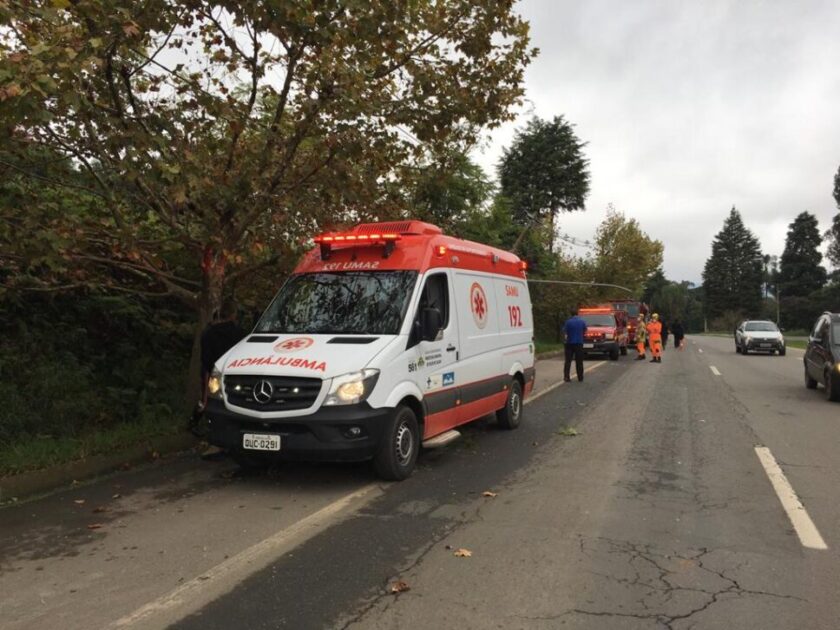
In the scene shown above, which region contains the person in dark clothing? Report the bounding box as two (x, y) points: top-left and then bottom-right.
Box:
(563, 309), (588, 382)
(661, 320), (669, 351)
(672, 319), (685, 350)
(191, 299), (245, 437)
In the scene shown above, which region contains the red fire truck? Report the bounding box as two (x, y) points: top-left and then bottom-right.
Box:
(578, 305), (628, 361)
(610, 299), (649, 347)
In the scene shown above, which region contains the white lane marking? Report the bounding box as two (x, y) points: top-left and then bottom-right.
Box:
(698, 348), (704, 353)
(525, 361), (607, 405)
(710, 365), (721, 376)
(754, 446), (828, 550)
(112, 484), (379, 628)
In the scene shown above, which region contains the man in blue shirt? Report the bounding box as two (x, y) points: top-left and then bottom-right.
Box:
(563, 309), (588, 382)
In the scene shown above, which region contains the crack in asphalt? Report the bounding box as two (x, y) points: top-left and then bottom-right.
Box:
(557, 536), (807, 630)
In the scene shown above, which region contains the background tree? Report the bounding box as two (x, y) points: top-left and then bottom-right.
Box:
(777, 211), (826, 296)
(826, 165), (840, 270)
(0, 0), (535, 402)
(702, 207), (763, 320)
(592, 206), (663, 295)
(497, 115), (590, 252)
(409, 152), (493, 235)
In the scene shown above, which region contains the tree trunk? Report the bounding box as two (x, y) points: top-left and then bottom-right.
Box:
(184, 250), (226, 410)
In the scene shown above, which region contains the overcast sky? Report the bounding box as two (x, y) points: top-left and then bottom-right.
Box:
(472, 0), (840, 283)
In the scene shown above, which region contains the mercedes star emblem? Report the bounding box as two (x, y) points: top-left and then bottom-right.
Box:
(253, 379), (274, 404)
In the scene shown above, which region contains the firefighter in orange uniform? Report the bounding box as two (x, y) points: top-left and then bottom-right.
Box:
(647, 313), (663, 363)
(635, 316), (647, 360)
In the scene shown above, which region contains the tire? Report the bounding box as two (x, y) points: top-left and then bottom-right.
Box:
(779, 347), (786, 356)
(825, 370), (840, 402)
(805, 364), (818, 389)
(374, 405), (419, 481)
(742, 344), (749, 355)
(735, 344), (741, 354)
(620, 345), (628, 356)
(497, 378), (523, 430)
(609, 347), (620, 361)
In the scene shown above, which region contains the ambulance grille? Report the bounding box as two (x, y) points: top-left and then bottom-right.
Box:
(224, 375), (322, 411)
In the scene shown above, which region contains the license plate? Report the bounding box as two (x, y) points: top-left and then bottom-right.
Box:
(243, 433), (281, 451)
(583, 343), (594, 349)
(760, 343), (771, 348)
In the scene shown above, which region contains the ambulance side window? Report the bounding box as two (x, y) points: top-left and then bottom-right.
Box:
(410, 273), (449, 347)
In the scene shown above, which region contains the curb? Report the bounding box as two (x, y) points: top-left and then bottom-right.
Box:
(0, 432), (199, 504)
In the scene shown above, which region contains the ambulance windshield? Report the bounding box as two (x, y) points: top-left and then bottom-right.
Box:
(255, 271), (418, 335)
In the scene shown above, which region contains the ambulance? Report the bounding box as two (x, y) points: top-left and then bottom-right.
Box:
(205, 221), (536, 480)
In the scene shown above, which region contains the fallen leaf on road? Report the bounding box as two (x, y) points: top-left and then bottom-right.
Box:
(86, 523), (103, 530)
(92, 506), (109, 514)
(389, 580), (411, 594)
(73, 499), (85, 505)
(453, 548), (472, 557)
(482, 491), (498, 498)
(557, 427), (580, 437)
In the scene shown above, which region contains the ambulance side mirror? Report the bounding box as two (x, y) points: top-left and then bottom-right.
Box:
(420, 307), (443, 342)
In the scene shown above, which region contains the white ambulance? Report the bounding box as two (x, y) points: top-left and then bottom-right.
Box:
(206, 221), (535, 480)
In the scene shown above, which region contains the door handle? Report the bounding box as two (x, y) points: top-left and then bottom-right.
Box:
(446, 345), (457, 352)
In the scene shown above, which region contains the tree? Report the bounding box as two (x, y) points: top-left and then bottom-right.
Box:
(498, 115), (590, 252)
(826, 165), (840, 269)
(410, 152), (493, 234)
(0, 0), (535, 401)
(778, 211), (826, 296)
(702, 207), (763, 319)
(592, 207), (663, 295)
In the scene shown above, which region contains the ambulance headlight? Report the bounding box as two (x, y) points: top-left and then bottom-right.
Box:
(324, 369), (380, 406)
(208, 368), (223, 399)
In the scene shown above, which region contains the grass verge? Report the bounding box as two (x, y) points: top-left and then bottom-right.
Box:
(0, 415), (181, 477)
(535, 340), (563, 355)
(786, 339), (807, 350)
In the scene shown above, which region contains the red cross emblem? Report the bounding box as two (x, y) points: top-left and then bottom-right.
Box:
(274, 337), (314, 354)
(470, 283), (488, 329)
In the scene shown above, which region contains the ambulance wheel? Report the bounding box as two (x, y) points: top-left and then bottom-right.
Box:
(374, 406), (419, 481)
(497, 379), (523, 430)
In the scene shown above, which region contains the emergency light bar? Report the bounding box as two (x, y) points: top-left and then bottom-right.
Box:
(313, 232), (401, 260)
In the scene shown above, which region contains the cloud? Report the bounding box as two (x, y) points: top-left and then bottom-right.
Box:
(474, 0), (840, 282)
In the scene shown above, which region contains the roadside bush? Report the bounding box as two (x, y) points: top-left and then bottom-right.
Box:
(0, 293), (192, 448)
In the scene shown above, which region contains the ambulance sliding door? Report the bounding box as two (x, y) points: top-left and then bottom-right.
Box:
(453, 271), (502, 374)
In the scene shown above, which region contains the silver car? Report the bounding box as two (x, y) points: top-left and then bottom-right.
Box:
(735, 320), (786, 355)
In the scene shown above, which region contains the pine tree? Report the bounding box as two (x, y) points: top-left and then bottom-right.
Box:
(778, 212), (826, 296)
(826, 165), (840, 268)
(702, 207), (764, 319)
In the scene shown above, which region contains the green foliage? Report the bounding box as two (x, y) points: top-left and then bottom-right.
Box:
(0, 293), (191, 450)
(592, 207), (663, 294)
(702, 207), (764, 320)
(410, 152), (494, 234)
(778, 212), (826, 296)
(826, 212), (840, 269)
(498, 115), (590, 249)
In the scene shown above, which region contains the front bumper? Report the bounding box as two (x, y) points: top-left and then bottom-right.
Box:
(745, 339), (784, 352)
(205, 399), (392, 462)
(582, 340), (619, 355)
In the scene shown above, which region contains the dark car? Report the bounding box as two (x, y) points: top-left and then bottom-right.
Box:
(804, 312), (840, 402)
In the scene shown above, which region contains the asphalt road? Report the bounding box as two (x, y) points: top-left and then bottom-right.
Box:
(2, 339), (839, 629)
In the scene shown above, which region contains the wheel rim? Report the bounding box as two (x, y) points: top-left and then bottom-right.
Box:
(510, 389), (521, 420)
(394, 421), (414, 466)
